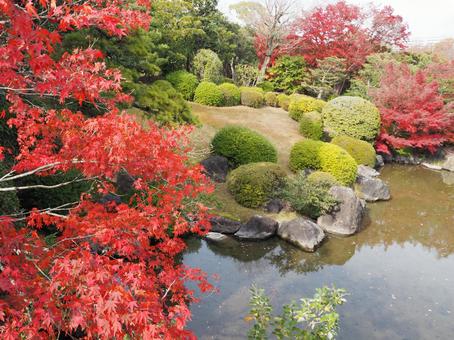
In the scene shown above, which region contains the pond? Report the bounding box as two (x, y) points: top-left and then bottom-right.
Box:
(183, 165), (454, 339)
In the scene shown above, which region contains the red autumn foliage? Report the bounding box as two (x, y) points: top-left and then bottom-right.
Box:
(370, 63), (454, 154)
(0, 0), (214, 338)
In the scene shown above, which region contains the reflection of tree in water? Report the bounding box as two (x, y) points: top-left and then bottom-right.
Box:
(205, 237), (278, 262)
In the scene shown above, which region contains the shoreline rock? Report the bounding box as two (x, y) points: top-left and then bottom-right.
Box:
(234, 215), (278, 240)
(278, 218), (325, 252)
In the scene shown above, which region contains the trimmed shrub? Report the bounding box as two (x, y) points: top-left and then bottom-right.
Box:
(299, 111), (323, 140)
(218, 83), (241, 106)
(307, 171), (338, 186)
(240, 87), (265, 108)
(289, 140), (324, 172)
(193, 49), (223, 83)
(227, 162), (286, 208)
(277, 93), (291, 111)
(165, 70), (199, 101)
(331, 135), (376, 167)
(289, 96), (326, 121)
(264, 92), (279, 107)
(282, 172), (337, 219)
(322, 96), (381, 141)
(212, 126), (278, 167)
(257, 81), (274, 92)
(318, 143), (358, 185)
(194, 81), (224, 106)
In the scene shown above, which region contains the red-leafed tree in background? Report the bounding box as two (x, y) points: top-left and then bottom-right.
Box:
(0, 0), (214, 338)
(370, 63), (454, 154)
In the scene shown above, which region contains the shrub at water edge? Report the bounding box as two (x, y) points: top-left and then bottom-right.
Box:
(165, 70), (199, 101)
(331, 135), (376, 167)
(299, 111), (323, 140)
(194, 81), (224, 106)
(289, 140), (324, 172)
(307, 171), (339, 186)
(318, 143), (358, 185)
(218, 83), (241, 106)
(240, 87), (265, 108)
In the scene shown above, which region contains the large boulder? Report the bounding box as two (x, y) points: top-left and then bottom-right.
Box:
(355, 166), (390, 202)
(234, 215), (278, 240)
(317, 186), (366, 236)
(375, 155), (385, 168)
(277, 218), (325, 252)
(200, 155), (229, 182)
(442, 154), (454, 172)
(357, 165), (379, 178)
(210, 216), (242, 234)
(205, 232), (230, 243)
(264, 198), (286, 213)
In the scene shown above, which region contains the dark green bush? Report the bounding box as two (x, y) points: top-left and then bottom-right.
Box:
(240, 87), (265, 108)
(227, 162), (286, 208)
(318, 143), (358, 186)
(165, 70), (199, 101)
(0, 163), (20, 216)
(212, 126), (278, 167)
(264, 92), (279, 107)
(267, 56), (309, 94)
(277, 94), (291, 111)
(194, 81), (224, 106)
(299, 111), (323, 140)
(257, 81), (274, 92)
(322, 96), (381, 141)
(218, 83), (241, 106)
(289, 140), (324, 172)
(289, 96), (326, 121)
(282, 172), (338, 219)
(331, 135), (376, 167)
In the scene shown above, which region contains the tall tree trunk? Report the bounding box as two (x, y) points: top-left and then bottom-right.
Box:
(257, 55), (271, 84)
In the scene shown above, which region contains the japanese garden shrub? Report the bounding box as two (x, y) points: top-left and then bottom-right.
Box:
(307, 171), (339, 187)
(299, 111), (323, 140)
(289, 139), (324, 172)
(194, 81), (224, 106)
(0, 162), (21, 216)
(282, 172), (338, 219)
(264, 92), (279, 107)
(165, 70), (199, 101)
(322, 96), (381, 142)
(331, 135), (376, 167)
(227, 162), (286, 208)
(257, 81), (274, 92)
(212, 126), (278, 167)
(288, 96), (327, 121)
(277, 93), (291, 111)
(318, 143), (358, 186)
(218, 83), (241, 106)
(240, 87), (265, 108)
(193, 49), (223, 83)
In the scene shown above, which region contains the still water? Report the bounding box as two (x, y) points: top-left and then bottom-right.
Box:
(183, 166), (454, 339)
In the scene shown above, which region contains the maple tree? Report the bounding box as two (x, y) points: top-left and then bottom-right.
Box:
(0, 0), (215, 338)
(370, 63), (454, 154)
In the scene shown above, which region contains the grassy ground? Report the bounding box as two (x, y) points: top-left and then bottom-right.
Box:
(190, 102), (302, 222)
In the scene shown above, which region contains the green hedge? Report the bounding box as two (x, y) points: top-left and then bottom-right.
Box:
(194, 81), (224, 106)
(318, 143), (358, 186)
(331, 135), (376, 167)
(212, 126), (278, 167)
(289, 140), (324, 172)
(165, 70), (199, 101)
(322, 96), (381, 141)
(264, 92), (279, 107)
(277, 94), (291, 111)
(227, 162), (286, 208)
(240, 87), (265, 108)
(299, 111), (323, 140)
(288, 96), (326, 121)
(218, 83), (241, 106)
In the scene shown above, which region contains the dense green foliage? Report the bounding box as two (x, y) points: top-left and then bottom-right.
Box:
(289, 140), (324, 171)
(332, 135), (376, 167)
(277, 94), (291, 111)
(212, 126), (278, 166)
(264, 92), (279, 107)
(227, 162), (285, 208)
(307, 57), (347, 100)
(318, 143), (358, 185)
(288, 96), (326, 121)
(218, 83), (241, 106)
(282, 172), (338, 219)
(240, 87), (265, 108)
(194, 81), (224, 106)
(299, 111), (323, 140)
(234, 64), (259, 87)
(165, 70), (199, 100)
(322, 96), (381, 141)
(307, 171), (339, 186)
(193, 49), (224, 83)
(267, 56), (309, 94)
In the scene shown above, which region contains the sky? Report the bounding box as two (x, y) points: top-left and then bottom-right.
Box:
(218, 0), (454, 44)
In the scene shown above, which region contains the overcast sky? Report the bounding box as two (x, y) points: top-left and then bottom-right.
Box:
(218, 0), (454, 43)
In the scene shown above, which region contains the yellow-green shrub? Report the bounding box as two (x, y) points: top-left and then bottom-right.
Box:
(318, 143), (358, 185)
(299, 111), (323, 140)
(165, 70), (199, 101)
(218, 83), (241, 106)
(264, 92), (279, 107)
(227, 162), (286, 208)
(194, 81), (224, 106)
(240, 87), (265, 108)
(289, 96), (326, 121)
(277, 93), (291, 110)
(289, 140), (324, 172)
(331, 135), (376, 167)
(307, 171), (338, 186)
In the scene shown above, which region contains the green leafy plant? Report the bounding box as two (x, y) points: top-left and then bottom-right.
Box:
(165, 70), (199, 101)
(235, 64), (259, 87)
(307, 171), (339, 187)
(193, 49), (223, 83)
(218, 83), (241, 106)
(318, 143), (358, 186)
(240, 87), (265, 108)
(267, 56), (310, 94)
(299, 111), (323, 140)
(194, 81), (224, 106)
(289, 140), (324, 172)
(289, 96), (326, 121)
(331, 135), (376, 167)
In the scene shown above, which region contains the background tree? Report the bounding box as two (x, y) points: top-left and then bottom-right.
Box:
(307, 57), (347, 99)
(193, 49), (224, 83)
(266, 55), (309, 94)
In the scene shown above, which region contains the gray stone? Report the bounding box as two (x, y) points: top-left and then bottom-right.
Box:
(210, 216), (242, 234)
(265, 198), (286, 213)
(277, 218), (325, 252)
(358, 165), (379, 178)
(375, 155), (385, 168)
(234, 215), (278, 240)
(205, 232), (229, 243)
(442, 155), (454, 172)
(317, 186), (366, 236)
(200, 155), (229, 182)
(355, 176), (391, 202)
(422, 162), (443, 171)
(442, 171), (454, 185)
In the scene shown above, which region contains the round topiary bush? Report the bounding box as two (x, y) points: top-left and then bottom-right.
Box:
(331, 135), (376, 167)
(318, 143), (358, 185)
(299, 111), (323, 140)
(289, 96), (326, 121)
(165, 70), (199, 101)
(240, 87), (265, 108)
(194, 81), (224, 106)
(322, 96), (381, 141)
(264, 92), (279, 107)
(289, 139), (324, 172)
(193, 49), (223, 83)
(307, 171), (338, 186)
(277, 93), (291, 111)
(212, 126), (278, 167)
(218, 83), (241, 106)
(227, 162), (286, 208)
